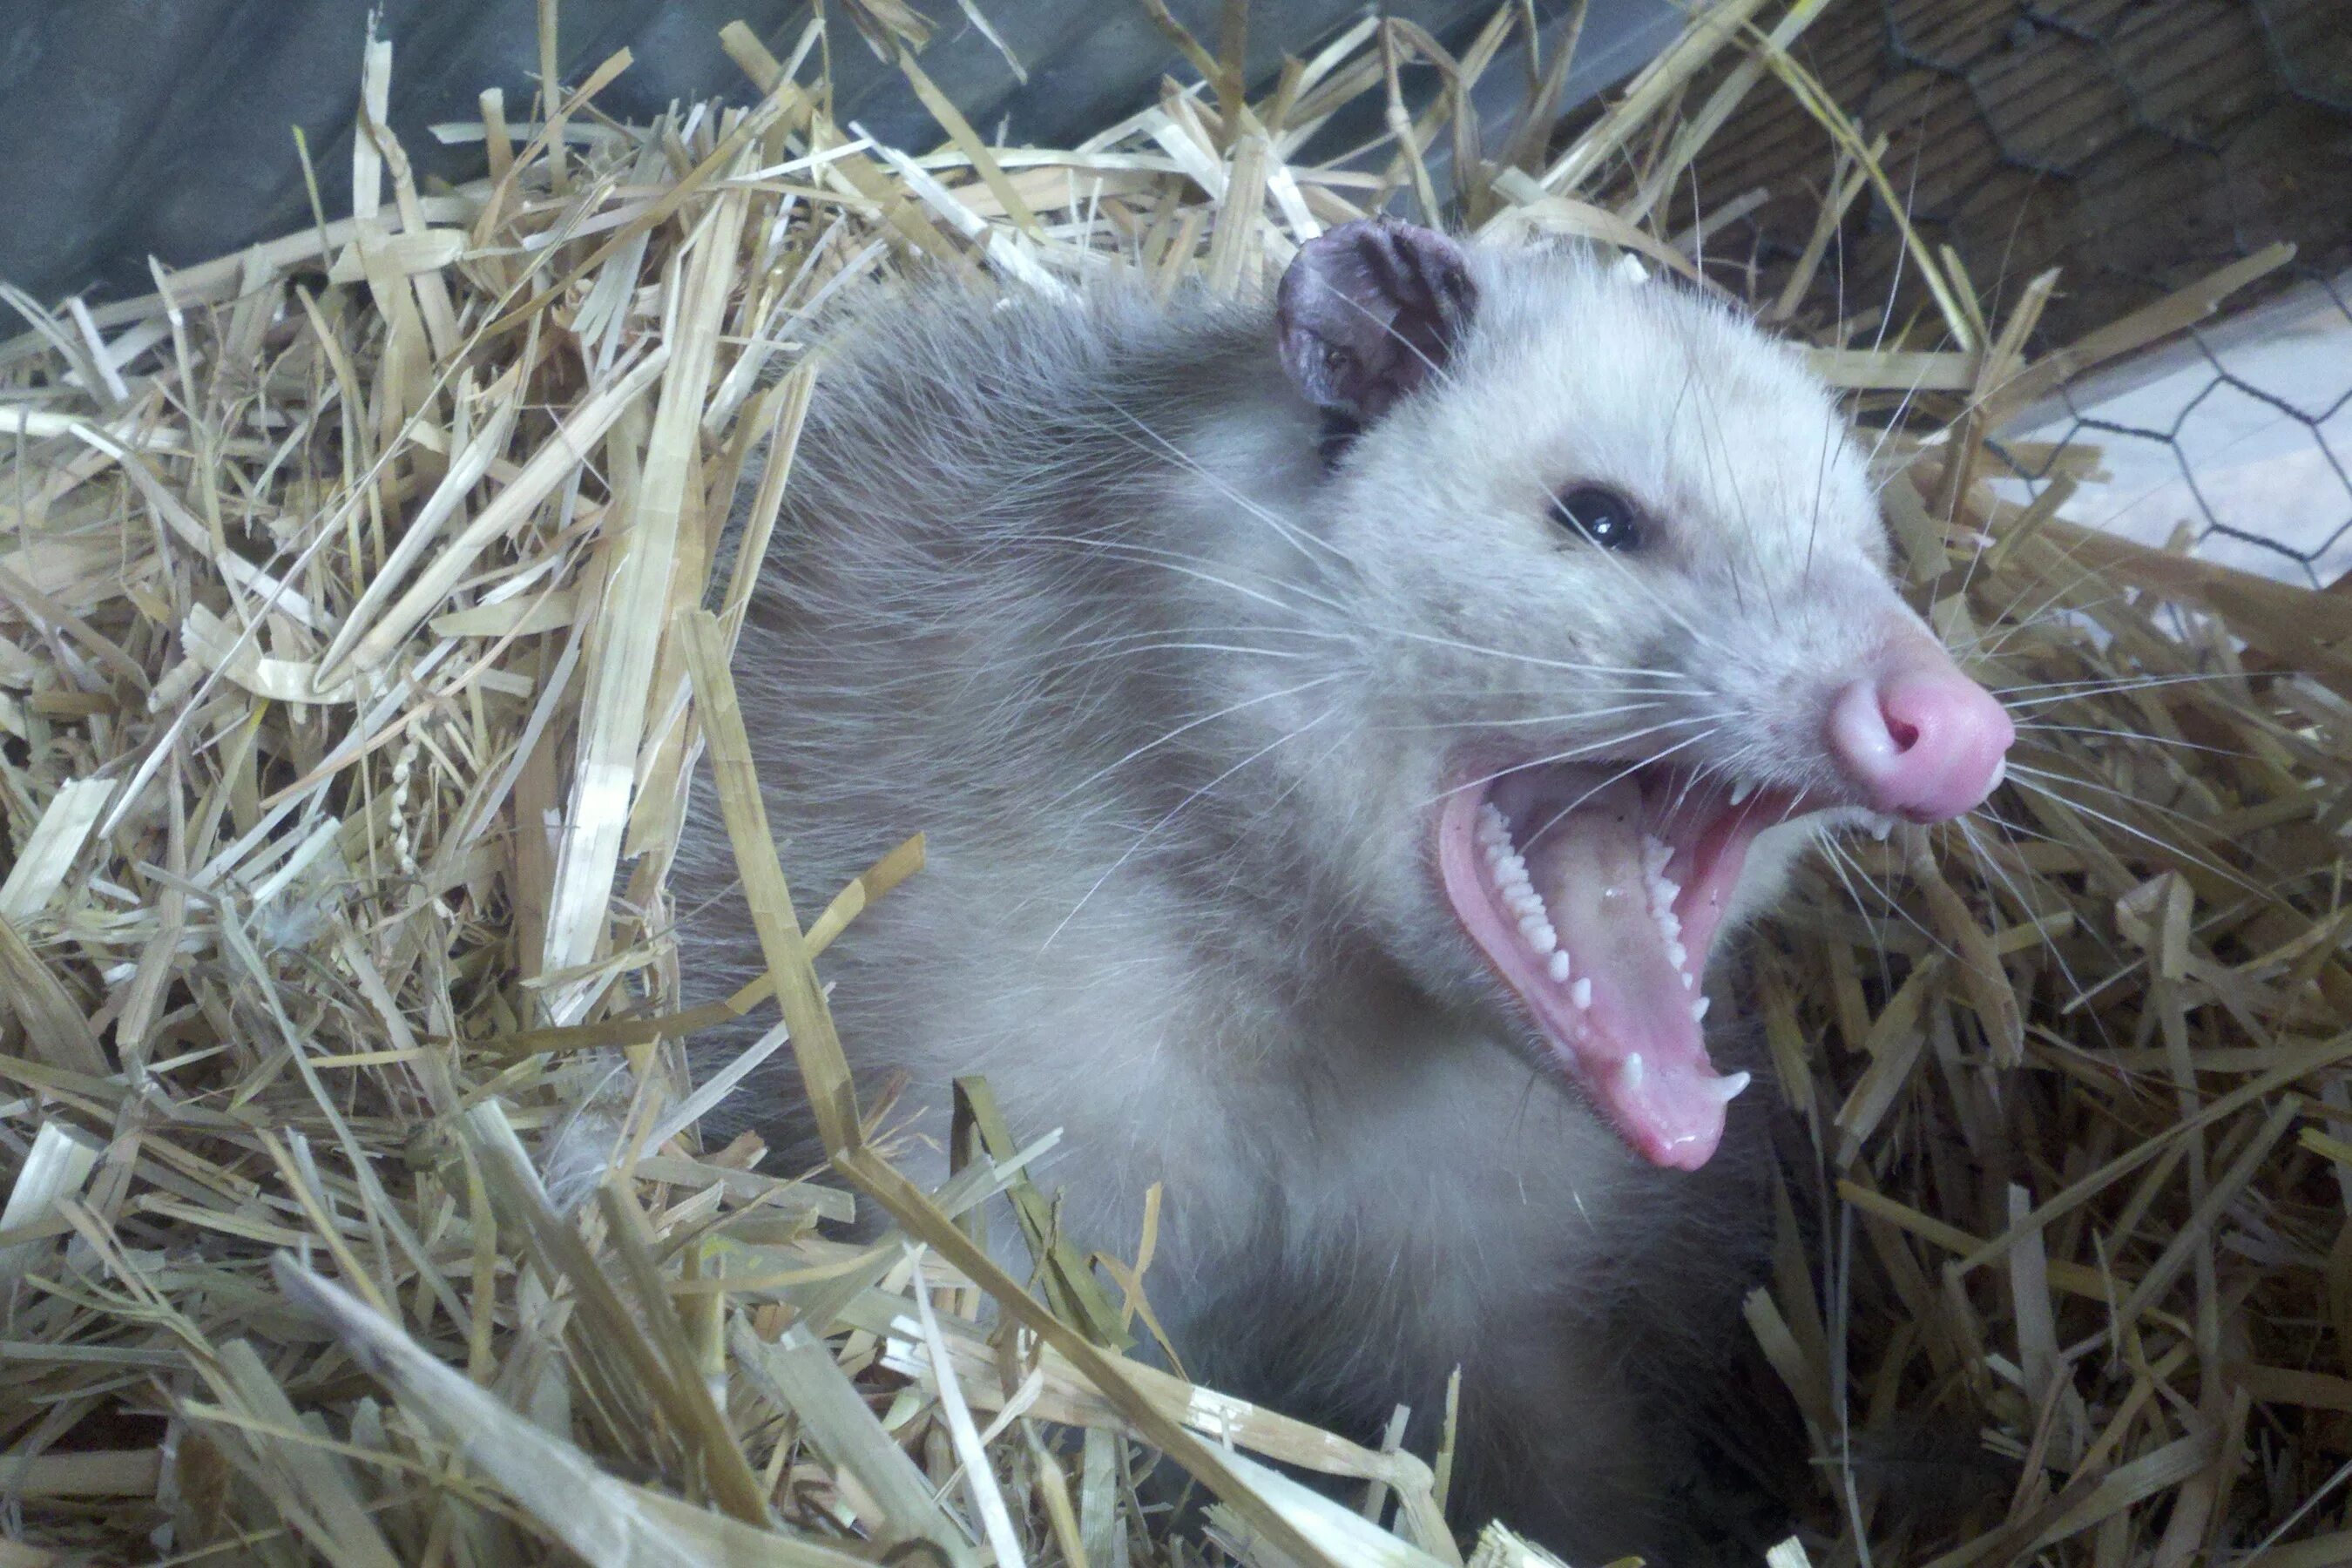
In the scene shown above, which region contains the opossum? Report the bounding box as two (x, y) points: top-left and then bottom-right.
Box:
(669, 220), (2014, 1563)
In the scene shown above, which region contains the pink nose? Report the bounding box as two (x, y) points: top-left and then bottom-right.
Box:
(1827, 661), (2014, 821)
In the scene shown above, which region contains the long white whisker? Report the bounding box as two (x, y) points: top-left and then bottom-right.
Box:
(1517, 728), (1722, 853)
(1014, 531), (1348, 622)
(1994, 672), (2243, 707)
(1047, 708), (1337, 943)
(1386, 700), (1676, 732)
(1048, 672), (1348, 806)
(1089, 402), (1357, 574)
(1818, 832), (1955, 965)
(2002, 760), (2265, 853)
(1375, 624), (1695, 682)
(1949, 813), (2107, 1026)
(2003, 772), (2270, 898)
(2016, 720), (2248, 759)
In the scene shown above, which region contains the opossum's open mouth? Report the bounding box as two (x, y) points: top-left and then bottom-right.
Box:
(1435, 760), (1809, 1172)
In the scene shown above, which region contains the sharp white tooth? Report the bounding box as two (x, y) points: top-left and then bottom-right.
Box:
(1640, 835), (1673, 877)
(1869, 814), (1894, 841)
(1531, 923), (1558, 955)
(1665, 939), (1687, 969)
(1704, 1070), (1752, 1104)
(1729, 780), (1755, 806)
(1691, 996), (1711, 1022)
(1656, 911), (1681, 941)
(1986, 756), (2005, 794)
(1571, 977), (1592, 1009)
(1619, 1053), (1645, 1090)
(1682, 971), (1697, 989)
(1547, 950), (1571, 983)
(1656, 878), (1680, 908)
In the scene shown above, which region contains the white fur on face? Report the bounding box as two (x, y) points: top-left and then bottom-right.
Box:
(1280, 247), (1922, 990)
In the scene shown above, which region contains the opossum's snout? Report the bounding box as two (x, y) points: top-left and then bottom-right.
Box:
(1825, 632), (2013, 822)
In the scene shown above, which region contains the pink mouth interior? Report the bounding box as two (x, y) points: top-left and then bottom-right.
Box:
(1436, 765), (1794, 1170)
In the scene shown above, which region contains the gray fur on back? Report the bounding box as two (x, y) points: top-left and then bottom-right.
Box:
(672, 260), (1815, 1561)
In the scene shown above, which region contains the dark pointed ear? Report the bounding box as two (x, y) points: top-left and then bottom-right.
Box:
(1275, 218), (1477, 424)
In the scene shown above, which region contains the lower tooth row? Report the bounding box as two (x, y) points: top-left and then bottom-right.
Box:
(1484, 806), (1581, 994)
(1477, 808), (1665, 1030)
(1483, 808), (1731, 1095)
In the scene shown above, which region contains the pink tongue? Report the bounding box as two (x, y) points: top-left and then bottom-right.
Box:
(1520, 780), (1727, 1169)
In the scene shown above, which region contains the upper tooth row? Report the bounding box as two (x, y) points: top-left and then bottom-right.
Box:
(1479, 808), (1557, 952)
(1479, 805), (1585, 1004)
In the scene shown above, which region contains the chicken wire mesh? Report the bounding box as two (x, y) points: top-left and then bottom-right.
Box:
(1668, 0), (2352, 585)
(1994, 271), (2352, 587)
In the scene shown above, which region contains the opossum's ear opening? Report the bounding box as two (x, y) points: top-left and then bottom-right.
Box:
(1276, 219), (1476, 436)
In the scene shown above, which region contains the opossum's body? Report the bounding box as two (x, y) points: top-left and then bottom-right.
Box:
(673, 226), (2012, 1562)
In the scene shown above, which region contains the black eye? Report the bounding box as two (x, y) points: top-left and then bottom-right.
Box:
(1551, 485), (1643, 550)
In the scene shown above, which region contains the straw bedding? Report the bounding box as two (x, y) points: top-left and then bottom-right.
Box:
(1, 3), (2346, 1563)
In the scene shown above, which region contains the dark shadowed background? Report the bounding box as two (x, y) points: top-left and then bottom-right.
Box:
(6, 0), (2349, 583)
(0, 0), (1687, 315)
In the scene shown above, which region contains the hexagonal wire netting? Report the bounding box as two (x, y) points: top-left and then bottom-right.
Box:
(1678, 0), (2352, 585)
(1905, 0), (2351, 585)
(1998, 271), (2352, 587)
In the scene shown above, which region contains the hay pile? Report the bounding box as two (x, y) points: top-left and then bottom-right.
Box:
(1, 2), (2346, 1563)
